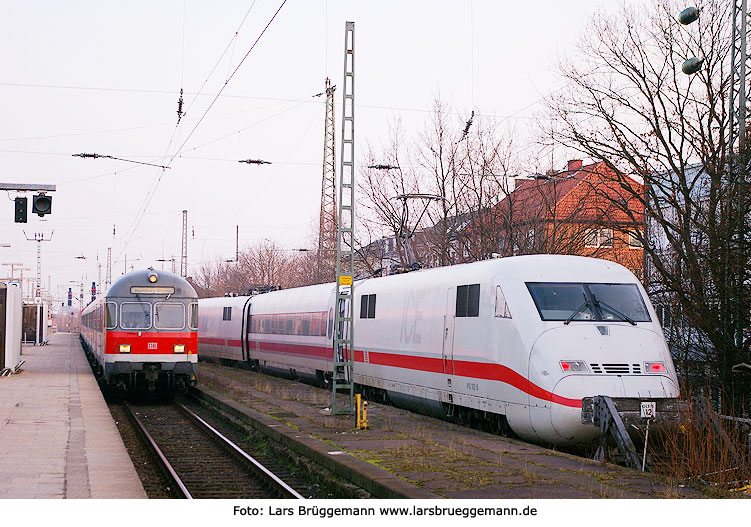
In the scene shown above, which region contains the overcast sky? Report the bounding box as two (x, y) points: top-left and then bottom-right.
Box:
(0, 0), (630, 306)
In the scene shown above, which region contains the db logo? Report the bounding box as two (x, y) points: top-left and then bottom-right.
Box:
(147, 342), (158, 350)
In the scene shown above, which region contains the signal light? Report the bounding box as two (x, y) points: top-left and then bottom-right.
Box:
(67, 288), (72, 307)
(14, 197), (28, 223)
(32, 193), (52, 216)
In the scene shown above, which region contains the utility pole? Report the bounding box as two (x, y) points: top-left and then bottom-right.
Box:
(24, 231), (53, 300)
(318, 78), (337, 283)
(332, 21), (356, 416)
(181, 210), (188, 277)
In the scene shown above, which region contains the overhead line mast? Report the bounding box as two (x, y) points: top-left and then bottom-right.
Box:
(332, 22), (356, 416)
(318, 78), (337, 283)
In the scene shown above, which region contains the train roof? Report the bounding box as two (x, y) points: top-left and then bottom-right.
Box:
(106, 268), (197, 299)
(361, 255), (637, 289)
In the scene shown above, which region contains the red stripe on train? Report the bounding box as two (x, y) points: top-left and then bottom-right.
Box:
(224, 338), (580, 408)
(106, 331), (197, 355)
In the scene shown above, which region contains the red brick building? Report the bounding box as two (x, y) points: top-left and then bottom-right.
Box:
(472, 160), (645, 279)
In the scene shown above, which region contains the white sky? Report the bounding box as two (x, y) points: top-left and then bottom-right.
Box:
(0, 0), (629, 306)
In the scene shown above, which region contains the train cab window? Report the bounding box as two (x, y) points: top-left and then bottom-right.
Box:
(105, 302), (118, 329)
(360, 294), (376, 319)
(154, 303), (185, 330)
(222, 306), (232, 321)
(120, 302), (152, 329)
(526, 282), (651, 322)
(189, 303), (198, 330)
(494, 286), (512, 319)
(456, 284), (480, 318)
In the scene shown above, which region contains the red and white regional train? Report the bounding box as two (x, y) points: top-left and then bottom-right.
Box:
(81, 268), (198, 393)
(198, 255), (679, 446)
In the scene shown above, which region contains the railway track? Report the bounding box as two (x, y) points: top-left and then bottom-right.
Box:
(122, 400), (304, 499)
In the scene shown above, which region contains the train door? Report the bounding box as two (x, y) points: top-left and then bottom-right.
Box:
(442, 287), (455, 374)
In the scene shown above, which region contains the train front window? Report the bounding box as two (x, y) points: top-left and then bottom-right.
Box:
(587, 283), (651, 322)
(526, 282), (651, 323)
(120, 302), (152, 329)
(154, 302), (185, 330)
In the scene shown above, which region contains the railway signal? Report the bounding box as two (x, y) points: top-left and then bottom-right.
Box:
(32, 193), (52, 217)
(14, 197), (27, 223)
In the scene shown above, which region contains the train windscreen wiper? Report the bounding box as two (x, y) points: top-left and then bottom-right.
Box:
(564, 293), (593, 325)
(591, 294), (636, 325)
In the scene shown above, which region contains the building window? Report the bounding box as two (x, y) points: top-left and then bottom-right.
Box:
(585, 228), (613, 248)
(222, 306), (232, 321)
(628, 230), (643, 248)
(360, 294), (376, 319)
(456, 284), (480, 318)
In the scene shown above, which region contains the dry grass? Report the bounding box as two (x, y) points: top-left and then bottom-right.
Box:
(651, 396), (750, 491)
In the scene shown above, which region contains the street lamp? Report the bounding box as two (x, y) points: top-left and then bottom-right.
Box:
(678, 6), (703, 75)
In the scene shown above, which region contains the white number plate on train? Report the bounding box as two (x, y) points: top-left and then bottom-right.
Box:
(640, 401), (656, 418)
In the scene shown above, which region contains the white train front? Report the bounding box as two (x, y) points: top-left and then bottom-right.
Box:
(198, 255), (679, 446)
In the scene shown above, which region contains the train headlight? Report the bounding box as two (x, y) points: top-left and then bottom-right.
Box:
(645, 361), (667, 373)
(148, 271), (158, 283)
(119, 344), (131, 354)
(560, 360), (589, 373)
(173, 344), (185, 354)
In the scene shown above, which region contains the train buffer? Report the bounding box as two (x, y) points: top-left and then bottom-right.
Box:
(582, 395), (685, 472)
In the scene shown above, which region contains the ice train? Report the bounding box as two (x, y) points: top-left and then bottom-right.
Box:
(198, 255), (679, 446)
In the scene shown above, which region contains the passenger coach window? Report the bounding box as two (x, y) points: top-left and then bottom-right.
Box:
(105, 302), (118, 329)
(360, 294), (376, 319)
(155, 303), (185, 330)
(456, 284), (480, 318)
(120, 302), (152, 329)
(222, 306), (232, 321)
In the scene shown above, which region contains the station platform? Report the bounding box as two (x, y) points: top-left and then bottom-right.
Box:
(0, 333), (145, 498)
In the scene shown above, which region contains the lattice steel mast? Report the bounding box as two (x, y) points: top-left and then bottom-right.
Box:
(332, 21), (355, 415)
(318, 78), (338, 283)
(181, 210), (188, 277)
(728, 1), (751, 351)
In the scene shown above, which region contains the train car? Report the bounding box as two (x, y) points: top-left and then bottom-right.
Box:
(198, 255), (679, 446)
(81, 268), (198, 393)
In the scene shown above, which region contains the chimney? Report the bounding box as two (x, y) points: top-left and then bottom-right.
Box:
(567, 159), (583, 172)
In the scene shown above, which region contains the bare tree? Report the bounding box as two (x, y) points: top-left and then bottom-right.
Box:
(546, 0), (749, 409)
(192, 239), (320, 297)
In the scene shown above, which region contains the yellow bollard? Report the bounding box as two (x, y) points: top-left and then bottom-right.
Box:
(355, 393), (369, 429)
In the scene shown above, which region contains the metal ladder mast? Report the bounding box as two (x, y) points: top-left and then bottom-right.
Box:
(332, 21), (355, 415)
(729, 1), (751, 351)
(181, 210), (188, 277)
(318, 78), (338, 284)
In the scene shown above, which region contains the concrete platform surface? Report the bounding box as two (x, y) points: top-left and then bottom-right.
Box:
(0, 333), (145, 498)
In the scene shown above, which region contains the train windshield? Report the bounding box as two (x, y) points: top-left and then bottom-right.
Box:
(154, 302), (185, 330)
(120, 302), (152, 329)
(526, 282), (651, 323)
